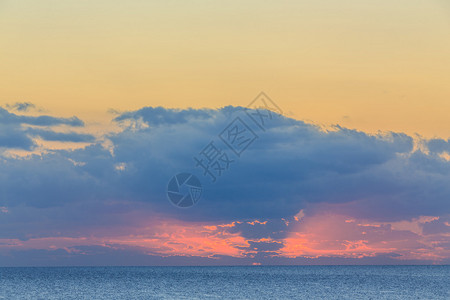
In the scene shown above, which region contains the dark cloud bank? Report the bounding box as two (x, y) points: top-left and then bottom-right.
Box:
(0, 105), (449, 265)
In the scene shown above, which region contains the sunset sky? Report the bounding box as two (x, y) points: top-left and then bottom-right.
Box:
(0, 0), (449, 266)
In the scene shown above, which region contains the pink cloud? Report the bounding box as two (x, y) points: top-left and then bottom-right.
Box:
(1, 212), (448, 263)
(279, 212), (450, 262)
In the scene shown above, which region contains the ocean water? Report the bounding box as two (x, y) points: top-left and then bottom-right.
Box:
(0, 266), (448, 299)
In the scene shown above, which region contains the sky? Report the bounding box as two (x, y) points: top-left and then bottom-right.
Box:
(0, 0), (449, 266)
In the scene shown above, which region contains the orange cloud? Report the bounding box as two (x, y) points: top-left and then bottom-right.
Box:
(0, 218), (249, 259)
(1, 214), (448, 263)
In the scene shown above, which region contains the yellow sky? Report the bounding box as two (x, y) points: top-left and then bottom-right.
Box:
(1, 0), (450, 137)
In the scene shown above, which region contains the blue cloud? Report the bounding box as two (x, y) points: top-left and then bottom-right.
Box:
(427, 138), (450, 154)
(0, 107), (83, 127)
(27, 128), (96, 143)
(0, 106), (449, 241)
(0, 107), (90, 150)
(5, 102), (37, 112)
(114, 106), (216, 126)
(0, 125), (35, 150)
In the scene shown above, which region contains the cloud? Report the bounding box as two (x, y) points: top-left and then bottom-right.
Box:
(427, 138), (450, 155)
(0, 107), (83, 127)
(114, 106), (216, 126)
(5, 102), (37, 112)
(27, 128), (96, 143)
(1, 213), (447, 266)
(0, 124), (36, 150)
(280, 212), (450, 262)
(0, 107), (90, 150)
(1, 106), (448, 221)
(0, 105), (449, 264)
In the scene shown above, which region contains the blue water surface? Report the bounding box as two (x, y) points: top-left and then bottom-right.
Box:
(0, 265), (449, 299)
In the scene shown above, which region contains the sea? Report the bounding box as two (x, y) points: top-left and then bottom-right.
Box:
(0, 266), (448, 299)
